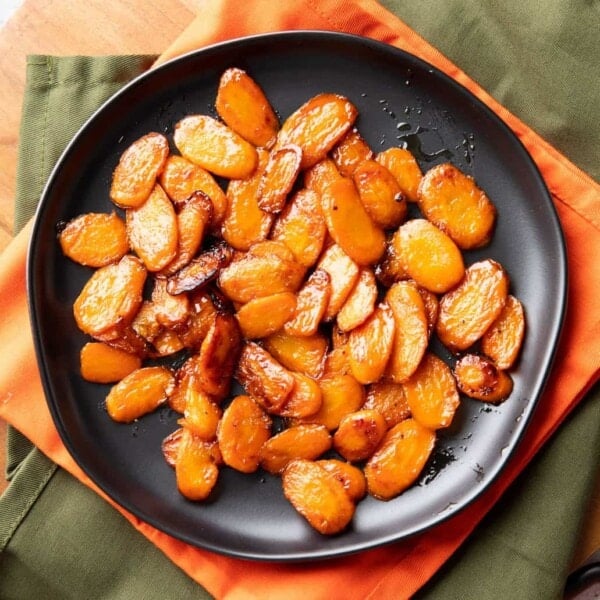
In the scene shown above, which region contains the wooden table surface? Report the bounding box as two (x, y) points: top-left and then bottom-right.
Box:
(0, 0), (598, 577)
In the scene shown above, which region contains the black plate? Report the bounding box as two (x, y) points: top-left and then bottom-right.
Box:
(27, 31), (566, 561)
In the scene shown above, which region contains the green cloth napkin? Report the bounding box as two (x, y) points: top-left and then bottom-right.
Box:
(1, 3), (599, 597)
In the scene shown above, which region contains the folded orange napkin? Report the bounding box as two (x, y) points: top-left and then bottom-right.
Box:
(2, 0), (600, 598)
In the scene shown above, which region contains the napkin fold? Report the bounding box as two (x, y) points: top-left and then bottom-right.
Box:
(1, 1), (600, 599)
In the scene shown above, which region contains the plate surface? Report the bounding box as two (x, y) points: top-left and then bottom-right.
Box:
(28, 31), (566, 561)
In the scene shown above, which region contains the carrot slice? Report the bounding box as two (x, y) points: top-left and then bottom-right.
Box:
(331, 127), (373, 177)
(215, 67), (279, 148)
(217, 395), (272, 473)
(375, 147), (422, 202)
(418, 162), (496, 249)
(257, 145), (302, 213)
(402, 352), (460, 429)
(365, 418), (436, 500)
(276, 93), (358, 169)
(348, 303), (396, 385)
(80, 342), (142, 383)
(282, 459), (355, 535)
(392, 218), (465, 294)
(437, 259), (509, 352)
(321, 178), (386, 266)
(126, 183), (178, 272)
(105, 366), (175, 423)
(174, 114), (258, 179)
(110, 132), (169, 208)
(385, 281), (429, 383)
(59, 212), (128, 267)
(481, 295), (526, 369)
(260, 425), (332, 475)
(454, 353), (514, 403)
(353, 159), (407, 230)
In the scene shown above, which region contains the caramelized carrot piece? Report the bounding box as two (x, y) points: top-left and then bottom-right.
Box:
(348, 303), (396, 385)
(418, 162), (496, 249)
(217, 395), (272, 473)
(316, 459), (367, 502)
(236, 342), (295, 413)
(402, 352), (460, 429)
(73, 255), (146, 337)
(110, 132), (169, 208)
(126, 183), (178, 272)
(175, 427), (220, 501)
(392, 219), (464, 294)
(276, 93), (358, 169)
(105, 366), (175, 423)
(80, 342), (142, 383)
(178, 384), (222, 441)
(150, 278), (190, 329)
(257, 145), (302, 213)
(296, 373), (365, 431)
(174, 114), (258, 179)
(161, 427), (184, 467)
(331, 127), (373, 177)
(246, 239), (296, 261)
(481, 295), (526, 369)
(278, 372), (323, 419)
(282, 459), (355, 535)
(333, 408), (387, 463)
(217, 249), (304, 304)
(353, 159), (407, 230)
(418, 287), (440, 338)
(178, 289), (219, 350)
(130, 300), (160, 345)
(221, 148), (274, 251)
(59, 212), (129, 267)
(159, 154), (227, 226)
(375, 147), (422, 202)
(260, 424), (332, 475)
(436, 259), (509, 352)
(151, 329), (185, 358)
(270, 188), (327, 267)
(93, 323), (149, 358)
(374, 235), (410, 288)
(337, 267), (378, 332)
(365, 418), (436, 500)
(215, 67), (279, 148)
(454, 353), (514, 403)
(316, 243), (361, 321)
(321, 346), (352, 378)
(166, 241), (233, 296)
(385, 280), (429, 383)
(159, 190), (213, 277)
(263, 330), (328, 379)
(364, 380), (411, 428)
(321, 178), (386, 266)
(182, 312), (242, 400)
(284, 269), (331, 337)
(235, 291), (297, 339)
(303, 158), (344, 196)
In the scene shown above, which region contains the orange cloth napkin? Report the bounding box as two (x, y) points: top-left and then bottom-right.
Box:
(2, 0), (600, 598)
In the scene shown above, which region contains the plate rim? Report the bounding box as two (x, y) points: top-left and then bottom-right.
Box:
(26, 30), (568, 561)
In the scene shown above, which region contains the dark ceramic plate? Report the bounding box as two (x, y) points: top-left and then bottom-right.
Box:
(27, 31), (566, 561)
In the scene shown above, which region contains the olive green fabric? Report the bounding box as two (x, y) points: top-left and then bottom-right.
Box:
(0, 451), (208, 600)
(379, 0), (600, 183)
(1, 6), (599, 598)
